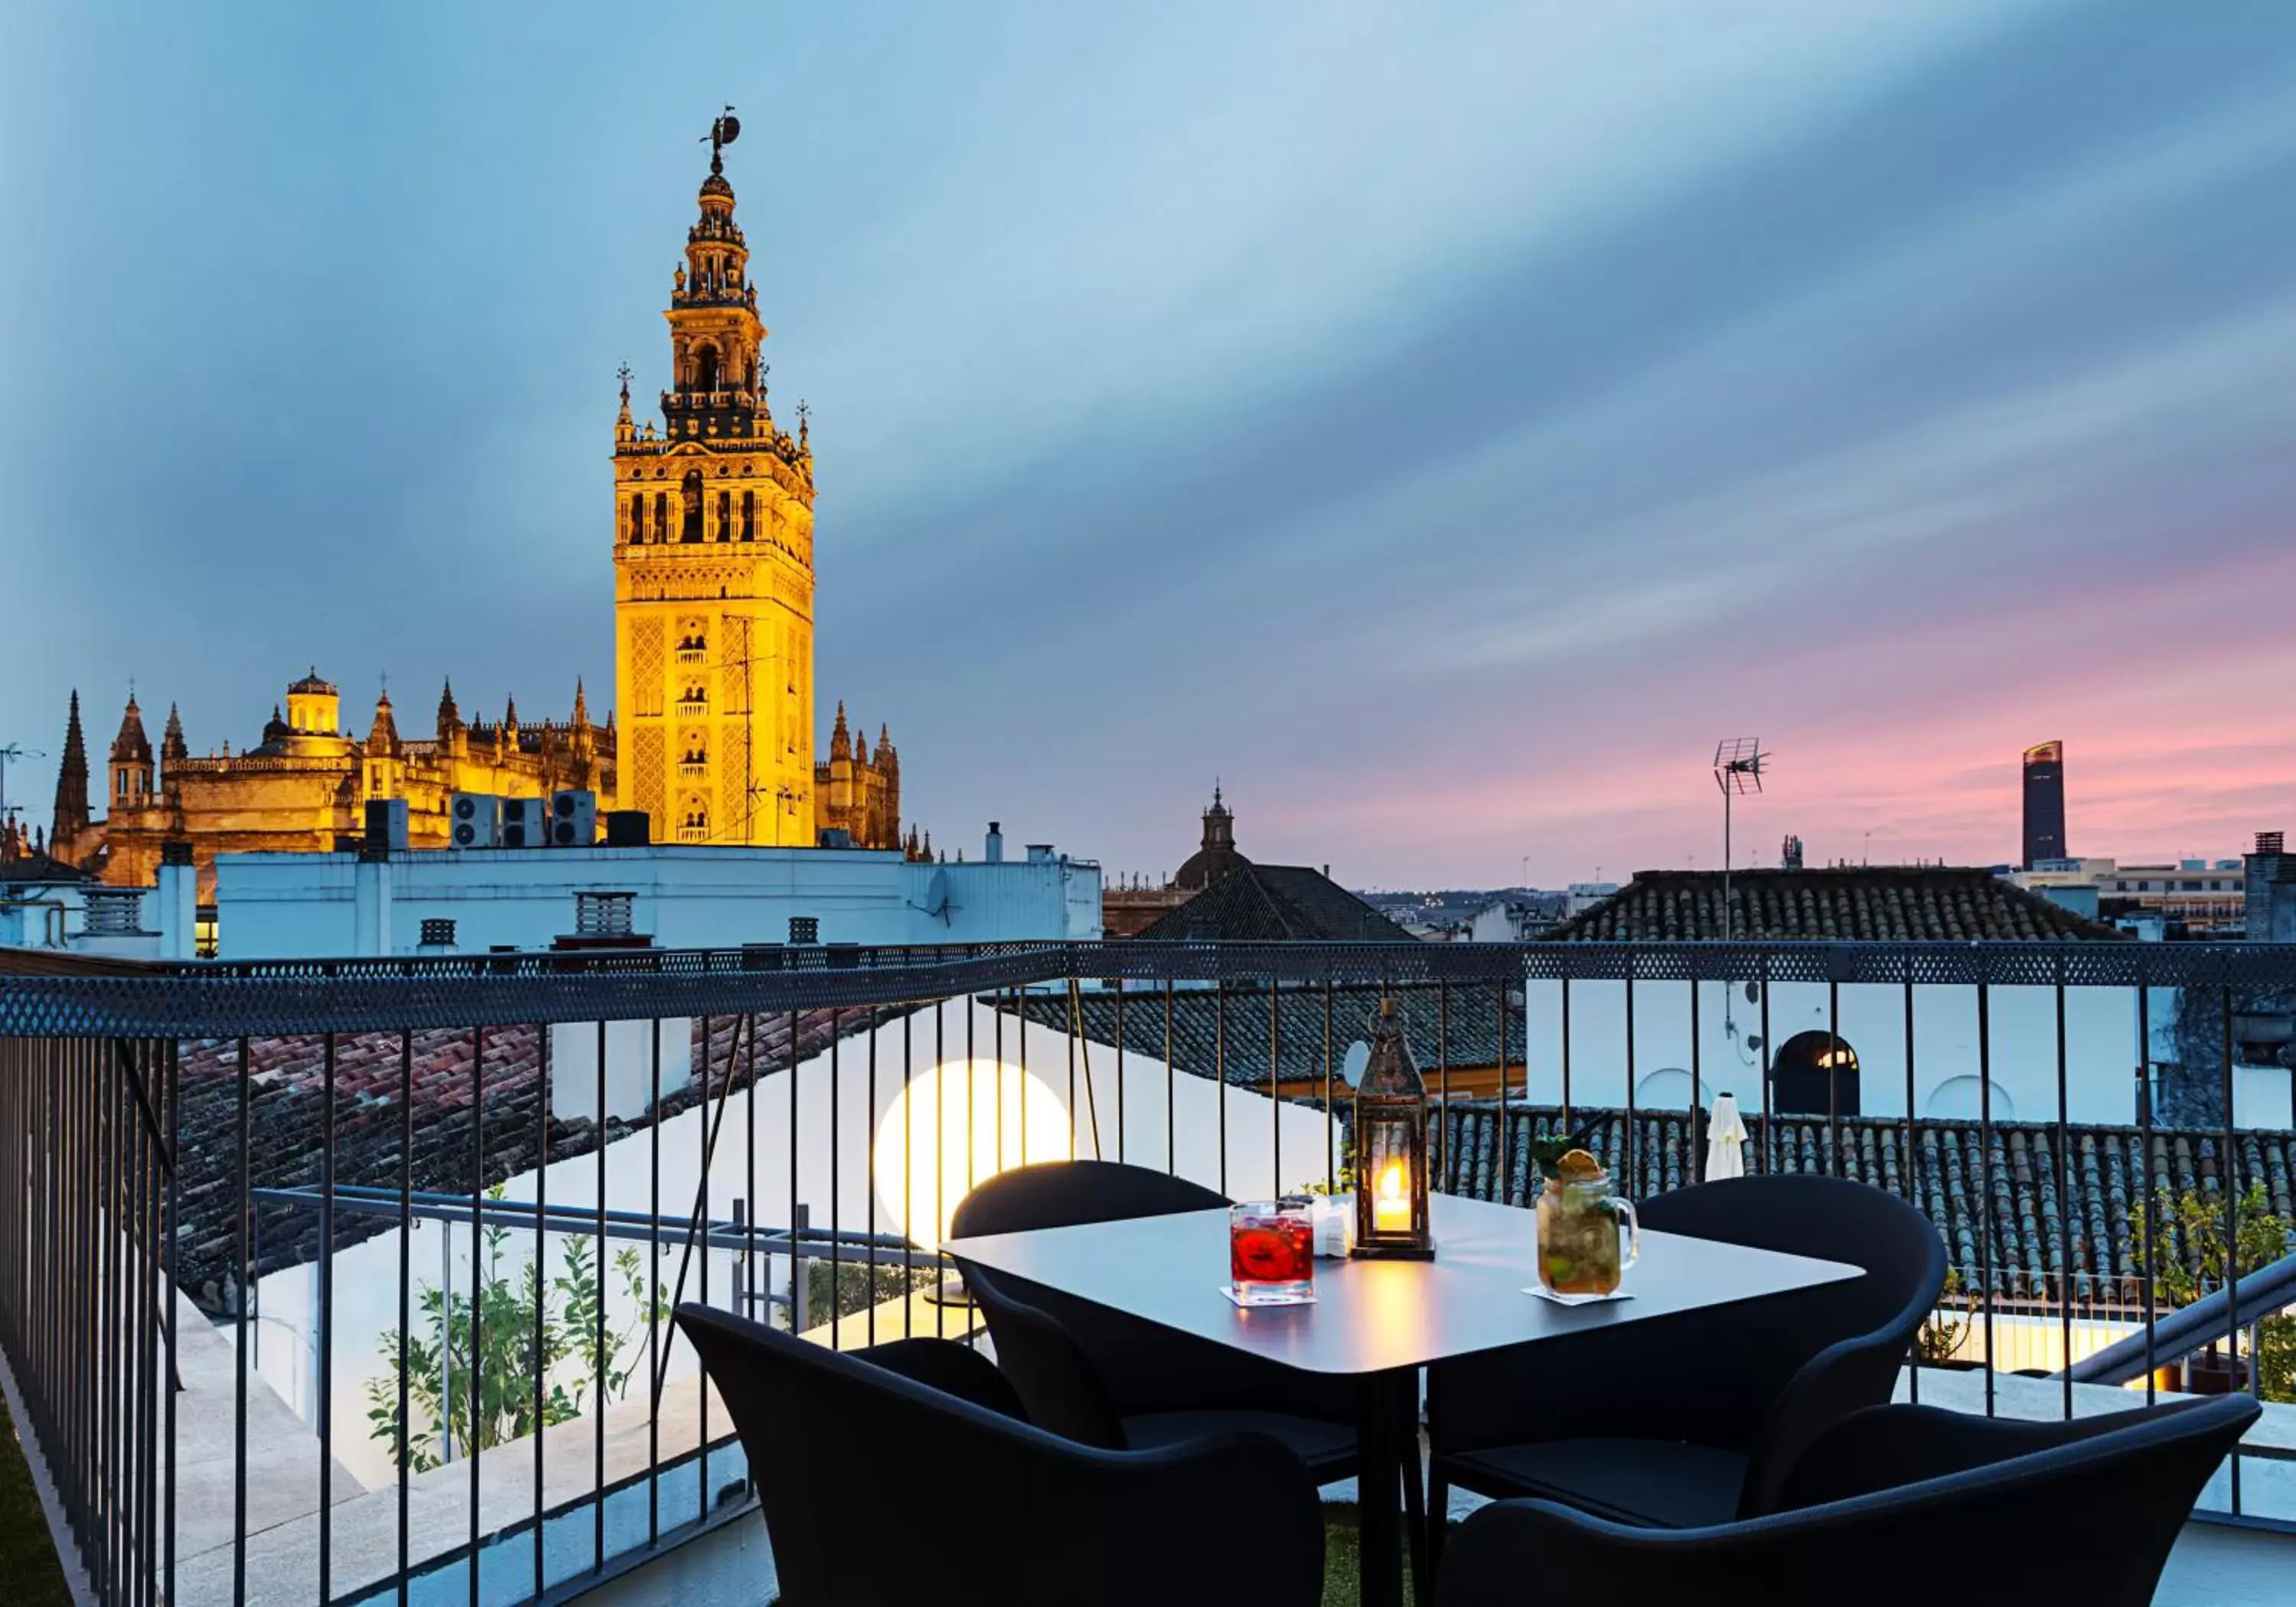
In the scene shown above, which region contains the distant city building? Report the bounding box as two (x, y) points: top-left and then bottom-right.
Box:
(1098, 788), (1404, 941)
(2013, 854), (2245, 936)
(1467, 892), (1567, 942)
(2021, 740), (2066, 869)
(1564, 881), (1620, 917)
(1101, 788), (1245, 937)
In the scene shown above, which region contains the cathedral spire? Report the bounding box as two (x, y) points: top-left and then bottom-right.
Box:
(436, 677), (461, 737)
(161, 702), (188, 767)
(830, 700), (851, 761)
(572, 677), (589, 729)
(51, 689), (90, 852)
(367, 690), (400, 755)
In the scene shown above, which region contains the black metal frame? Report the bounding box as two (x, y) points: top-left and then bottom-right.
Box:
(4, 937), (2294, 1606)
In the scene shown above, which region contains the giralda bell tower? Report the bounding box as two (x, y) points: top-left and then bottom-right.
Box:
(612, 111), (817, 846)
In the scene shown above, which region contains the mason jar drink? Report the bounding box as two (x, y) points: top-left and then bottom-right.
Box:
(1534, 1150), (1639, 1302)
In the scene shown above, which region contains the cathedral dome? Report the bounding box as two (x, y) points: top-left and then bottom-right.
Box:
(1174, 787), (1249, 892)
(699, 171), (735, 207)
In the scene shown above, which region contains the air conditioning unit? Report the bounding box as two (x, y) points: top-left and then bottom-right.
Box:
(364, 797), (410, 852)
(501, 797), (548, 849)
(450, 794), (500, 849)
(551, 790), (598, 846)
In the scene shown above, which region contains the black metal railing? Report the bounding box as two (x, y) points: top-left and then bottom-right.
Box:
(2, 939), (2294, 1605)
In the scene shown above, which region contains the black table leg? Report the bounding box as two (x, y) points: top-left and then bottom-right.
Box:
(1356, 1369), (1409, 1607)
(1401, 1379), (1429, 1602)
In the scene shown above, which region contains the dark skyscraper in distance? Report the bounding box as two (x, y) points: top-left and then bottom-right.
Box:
(2023, 741), (2066, 869)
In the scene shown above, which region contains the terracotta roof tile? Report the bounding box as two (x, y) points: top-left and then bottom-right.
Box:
(1547, 868), (2122, 943)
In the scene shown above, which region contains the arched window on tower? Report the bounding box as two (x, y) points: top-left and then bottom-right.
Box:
(681, 471), (704, 543)
(629, 493), (644, 544)
(694, 344), (721, 394)
(716, 491), (731, 541)
(741, 490), (755, 540)
(654, 491), (668, 541)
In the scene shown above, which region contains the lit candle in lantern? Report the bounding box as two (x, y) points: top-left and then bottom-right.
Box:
(1373, 1162), (1411, 1234)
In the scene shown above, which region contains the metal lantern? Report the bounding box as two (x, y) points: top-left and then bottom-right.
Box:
(1352, 997), (1434, 1260)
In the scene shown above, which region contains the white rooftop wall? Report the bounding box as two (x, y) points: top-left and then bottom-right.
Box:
(211, 844), (1102, 958)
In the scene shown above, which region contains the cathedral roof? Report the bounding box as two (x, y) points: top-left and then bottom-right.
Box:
(288, 667), (336, 696)
(1138, 863), (1410, 944)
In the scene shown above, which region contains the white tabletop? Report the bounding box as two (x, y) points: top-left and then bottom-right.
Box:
(947, 1191), (1862, 1376)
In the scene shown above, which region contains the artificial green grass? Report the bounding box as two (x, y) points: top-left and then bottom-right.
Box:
(1322, 1508), (1437, 1607)
(0, 1390), (72, 1606)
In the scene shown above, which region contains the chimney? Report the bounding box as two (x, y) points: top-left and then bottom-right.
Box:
(986, 821), (1004, 864)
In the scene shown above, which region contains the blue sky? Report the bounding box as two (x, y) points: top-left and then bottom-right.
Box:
(6, 1), (2296, 886)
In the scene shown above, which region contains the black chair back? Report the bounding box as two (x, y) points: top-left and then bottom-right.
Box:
(1427, 1175), (1946, 1506)
(1436, 1394), (2258, 1607)
(948, 1161), (1354, 1423)
(948, 1159), (1228, 1240)
(1638, 1175), (1949, 1511)
(674, 1302), (1327, 1607)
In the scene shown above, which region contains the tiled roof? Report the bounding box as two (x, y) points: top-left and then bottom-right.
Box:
(1016, 982), (1525, 1087)
(1136, 866), (1418, 944)
(171, 1008), (889, 1311)
(1547, 868), (2124, 943)
(1429, 1100), (2296, 1306)
(0, 849), (90, 885)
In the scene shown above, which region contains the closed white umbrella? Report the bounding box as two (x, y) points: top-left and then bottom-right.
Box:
(1704, 1091), (1747, 1182)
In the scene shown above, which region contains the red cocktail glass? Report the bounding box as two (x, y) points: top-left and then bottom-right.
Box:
(1228, 1198), (1316, 1305)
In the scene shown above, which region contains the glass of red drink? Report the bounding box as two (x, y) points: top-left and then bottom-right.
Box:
(1228, 1198), (1316, 1305)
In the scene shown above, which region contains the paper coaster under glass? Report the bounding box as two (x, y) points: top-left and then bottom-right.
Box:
(1221, 1283), (1317, 1308)
(1524, 1285), (1635, 1306)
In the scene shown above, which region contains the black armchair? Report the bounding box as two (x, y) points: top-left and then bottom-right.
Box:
(1426, 1175), (1948, 1531)
(947, 1160), (1361, 1466)
(1433, 1395), (2259, 1607)
(675, 1302), (1328, 1607)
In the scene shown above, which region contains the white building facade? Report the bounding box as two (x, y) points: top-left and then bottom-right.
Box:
(212, 840), (1101, 960)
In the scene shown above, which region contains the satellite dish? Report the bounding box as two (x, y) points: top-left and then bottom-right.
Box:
(1340, 1041), (1371, 1089)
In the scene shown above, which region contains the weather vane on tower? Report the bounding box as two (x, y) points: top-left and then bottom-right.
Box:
(703, 106), (740, 174)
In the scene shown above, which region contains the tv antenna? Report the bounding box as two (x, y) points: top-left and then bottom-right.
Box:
(1712, 738), (1766, 944)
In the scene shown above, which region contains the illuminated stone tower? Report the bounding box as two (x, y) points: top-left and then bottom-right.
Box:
(613, 116), (817, 846)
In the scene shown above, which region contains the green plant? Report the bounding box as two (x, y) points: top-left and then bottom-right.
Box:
(1915, 1267), (1973, 1364)
(1524, 1120), (1600, 1185)
(365, 1188), (666, 1472)
(2125, 1181), (2295, 1403)
(804, 1259), (944, 1328)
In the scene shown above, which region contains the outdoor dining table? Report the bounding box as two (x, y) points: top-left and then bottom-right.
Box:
(947, 1188), (1862, 1607)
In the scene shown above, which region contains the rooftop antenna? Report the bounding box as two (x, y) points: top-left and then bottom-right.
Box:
(1713, 738), (1766, 943)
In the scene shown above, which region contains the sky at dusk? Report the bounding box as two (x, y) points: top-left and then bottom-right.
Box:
(6, 1), (2296, 888)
